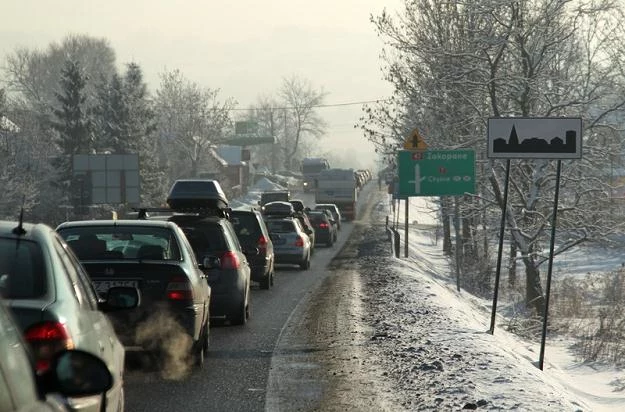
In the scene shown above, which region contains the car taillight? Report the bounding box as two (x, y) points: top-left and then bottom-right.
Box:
(221, 251), (240, 269)
(258, 235), (268, 251)
(166, 276), (193, 300)
(319, 222), (329, 229)
(24, 321), (74, 373)
(295, 236), (305, 247)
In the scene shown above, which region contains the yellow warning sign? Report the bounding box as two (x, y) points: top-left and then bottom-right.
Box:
(403, 128), (428, 151)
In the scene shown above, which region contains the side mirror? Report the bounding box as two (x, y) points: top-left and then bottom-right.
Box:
(102, 286), (140, 311)
(41, 350), (113, 397)
(306, 229), (314, 235)
(201, 256), (221, 270)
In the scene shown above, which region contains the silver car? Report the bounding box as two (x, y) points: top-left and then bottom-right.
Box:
(264, 217), (312, 270)
(0, 220), (136, 412)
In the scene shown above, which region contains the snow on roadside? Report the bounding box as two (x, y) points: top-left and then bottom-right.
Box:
(356, 195), (593, 411)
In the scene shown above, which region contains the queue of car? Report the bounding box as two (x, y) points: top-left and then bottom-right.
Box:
(0, 179), (344, 411)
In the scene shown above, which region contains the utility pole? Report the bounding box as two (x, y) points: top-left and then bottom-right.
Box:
(270, 111), (277, 173)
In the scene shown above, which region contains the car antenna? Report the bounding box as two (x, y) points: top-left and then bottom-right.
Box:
(12, 197), (26, 235)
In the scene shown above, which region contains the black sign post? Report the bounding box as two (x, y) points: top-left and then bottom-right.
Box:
(487, 117), (582, 371)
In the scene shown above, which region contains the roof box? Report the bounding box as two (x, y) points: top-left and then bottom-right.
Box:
(166, 179), (229, 211)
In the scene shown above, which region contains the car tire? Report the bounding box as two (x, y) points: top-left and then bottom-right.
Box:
(230, 295), (248, 325)
(300, 254), (311, 270)
(260, 273), (271, 290)
(194, 325), (208, 368)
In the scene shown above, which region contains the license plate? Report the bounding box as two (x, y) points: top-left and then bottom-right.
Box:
(93, 280), (138, 296)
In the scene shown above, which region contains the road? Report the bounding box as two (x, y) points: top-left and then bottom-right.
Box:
(124, 183), (377, 412)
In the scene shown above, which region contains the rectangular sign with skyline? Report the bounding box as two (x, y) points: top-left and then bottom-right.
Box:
(487, 117), (582, 159)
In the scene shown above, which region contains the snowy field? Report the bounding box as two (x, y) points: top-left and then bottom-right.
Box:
(386, 196), (625, 411)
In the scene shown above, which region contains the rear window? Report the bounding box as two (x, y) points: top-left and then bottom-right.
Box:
(231, 213), (262, 241)
(308, 213), (325, 223)
(58, 226), (181, 261)
(265, 220), (296, 233)
(0, 238), (46, 299)
(179, 225), (228, 257)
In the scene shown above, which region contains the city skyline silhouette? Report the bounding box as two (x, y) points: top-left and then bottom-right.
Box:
(492, 125), (576, 154)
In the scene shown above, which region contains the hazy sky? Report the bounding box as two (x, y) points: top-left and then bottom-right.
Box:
(1, 0), (401, 170)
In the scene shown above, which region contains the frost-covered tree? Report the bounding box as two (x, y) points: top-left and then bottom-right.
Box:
(4, 34), (116, 112)
(364, 0), (625, 313)
(2, 34), (117, 221)
(123, 63), (167, 204)
(52, 59), (93, 206)
(244, 96), (284, 173)
(245, 76), (328, 173)
(155, 69), (236, 180)
(279, 75), (327, 171)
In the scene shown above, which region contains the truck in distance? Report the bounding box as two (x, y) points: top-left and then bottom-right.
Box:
(314, 168), (358, 220)
(301, 157), (330, 192)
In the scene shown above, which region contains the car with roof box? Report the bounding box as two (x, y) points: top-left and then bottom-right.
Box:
(263, 201), (316, 254)
(144, 178), (252, 325)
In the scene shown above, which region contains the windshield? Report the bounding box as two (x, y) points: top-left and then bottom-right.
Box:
(301, 164), (328, 175)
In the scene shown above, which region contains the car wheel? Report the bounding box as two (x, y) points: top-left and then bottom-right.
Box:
(300, 254), (311, 270)
(230, 296), (248, 325)
(194, 325), (208, 368)
(260, 273), (271, 290)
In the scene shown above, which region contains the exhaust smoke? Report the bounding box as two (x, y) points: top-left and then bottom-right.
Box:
(135, 309), (194, 380)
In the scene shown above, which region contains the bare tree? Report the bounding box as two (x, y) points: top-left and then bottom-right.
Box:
(154, 69), (236, 180)
(278, 75), (327, 170)
(247, 96), (283, 173)
(366, 0), (625, 313)
(3, 34), (116, 112)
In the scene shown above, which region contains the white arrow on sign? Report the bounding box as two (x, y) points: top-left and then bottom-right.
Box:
(407, 164), (426, 194)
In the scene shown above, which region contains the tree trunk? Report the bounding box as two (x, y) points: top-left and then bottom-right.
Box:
(522, 255), (545, 314)
(441, 197), (452, 255)
(508, 241), (517, 288)
(462, 210), (472, 258)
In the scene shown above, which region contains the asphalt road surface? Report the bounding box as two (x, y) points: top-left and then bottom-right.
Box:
(124, 183), (377, 412)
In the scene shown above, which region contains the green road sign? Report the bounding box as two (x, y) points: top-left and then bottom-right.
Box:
(397, 149), (475, 196)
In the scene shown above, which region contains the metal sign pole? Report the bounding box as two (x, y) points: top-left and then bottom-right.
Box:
(404, 198), (409, 257)
(489, 159), (511, 334)
(454, 197), (462, 292)
(539, 160), (562, 370)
